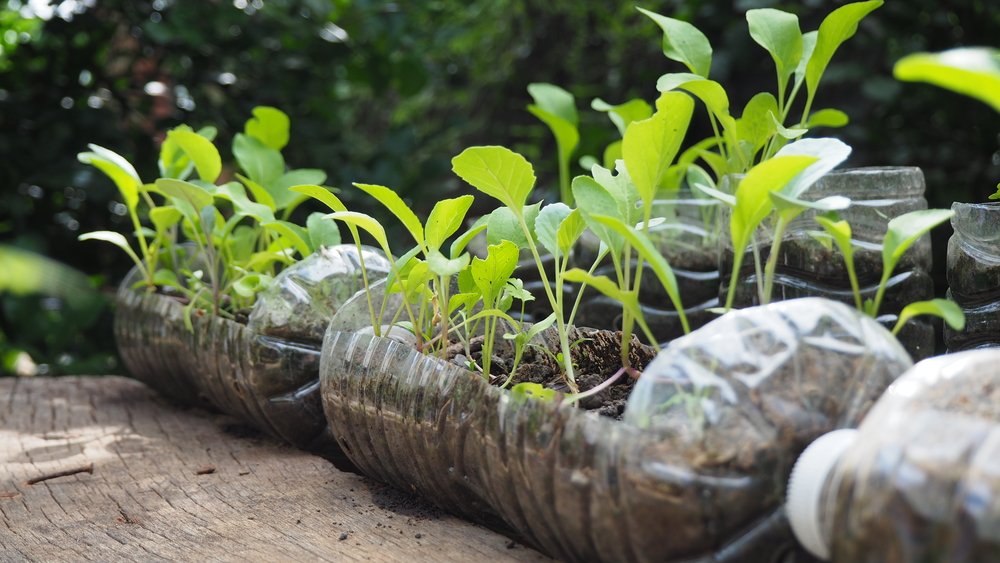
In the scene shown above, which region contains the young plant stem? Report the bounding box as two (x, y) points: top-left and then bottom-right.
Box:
(845, 253), (863, 311)
(762, 215), (791, 304)
(565, 365), (641, 404)
(518, 214), (577, 392)
(724, 248), (745, 311)
(751, 234), (765, 304)
(566, 253), (603, 327)
(559, 155), (572, 206)
(871, 269), (892, 318)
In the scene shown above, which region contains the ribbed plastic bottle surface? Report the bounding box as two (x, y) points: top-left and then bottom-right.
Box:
(788, 350), (1000, 562)
(945, 202), (1000, 351)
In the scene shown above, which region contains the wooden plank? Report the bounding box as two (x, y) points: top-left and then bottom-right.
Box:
(0, 376), (549, 562)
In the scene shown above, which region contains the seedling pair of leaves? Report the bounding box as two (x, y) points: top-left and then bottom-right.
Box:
(813, 209), (965, 334)
(640, 1), (881, 189)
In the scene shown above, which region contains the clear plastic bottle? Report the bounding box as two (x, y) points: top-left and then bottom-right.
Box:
(945, 201), (1000, 351)
(787, 349), (1000, 561)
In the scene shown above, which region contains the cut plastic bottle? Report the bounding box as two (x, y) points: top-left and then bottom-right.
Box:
(787, 349), (1000, 561)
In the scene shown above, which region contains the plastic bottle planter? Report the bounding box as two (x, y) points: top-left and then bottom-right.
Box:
(944, 202), (1000, 351)
(114, 272), (336, 456)
(788, 349), (1000, 561)
(575, 193), (722, 344)
(718, 167), (935, 360)
(319, 298), (912, 562)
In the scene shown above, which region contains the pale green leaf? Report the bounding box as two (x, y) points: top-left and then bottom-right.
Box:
(78, 231), (142, 267)
(534, 202), (572, 258)
(893, 299), (965, 335)
(637, 7), (713, 77)
(425, 195), (475, 251)
(894, 47), (1000, 112)
(622, 92), (694, 207)
(452, 146), (536, 213)
(244, 106), (290, 150)
(288, 184), (347, 212)
(155, 178), (214, 211)
(737, 93), (779, 153)
(572, 175), (625, 256)
(806, 108), (850, 128)
(769, 111), (808, 139)
(806, 0), (884, 100)
(270, 169), (327, 211)
(326, 211), (391, 254)
(427, 248), (470, 278)
(233, 133), (285, 185)
(450, 216), (488, 258)
(471, 240), (519, 303)
(747, 8), (803, 89)
(78, 145), (140, 210)
(883, 209), (954, 272)
(354, 182), (424, 248)
(235, 173), (277, 211)
(306, 212), (341, 249)
(149, 206), (182, 234)
(556, 208), (586, 255)
(732, 155), (818, 251)
(166, 129), (222, 184)
(774, 137), (852, 198)
(527, 83), (578, 125)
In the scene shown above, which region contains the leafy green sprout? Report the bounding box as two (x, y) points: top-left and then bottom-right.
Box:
(639, 1), (882, 190)
(79, 107), (337, 326)
(813, 208), (965, 334)
(527, 83), (580, 206)
(894, 47), (1000, 199)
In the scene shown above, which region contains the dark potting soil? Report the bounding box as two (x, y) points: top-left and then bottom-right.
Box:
(445, 326), (657, 420)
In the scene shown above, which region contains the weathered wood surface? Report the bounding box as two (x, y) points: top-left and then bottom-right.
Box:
(0, 376), (549, 562)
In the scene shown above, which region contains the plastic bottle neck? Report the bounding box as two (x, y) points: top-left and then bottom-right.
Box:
(786, 428), (860, 560)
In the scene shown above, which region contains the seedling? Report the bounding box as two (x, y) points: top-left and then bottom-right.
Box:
(528, 83), (580, 205)
(814, 208), (965, 333)
(639, 1), (882, 190)
(79, 107), (335, 324)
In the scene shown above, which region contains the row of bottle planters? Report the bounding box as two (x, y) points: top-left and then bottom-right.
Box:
(114, 166), (1000, 562)
(559, 166), (998, 358)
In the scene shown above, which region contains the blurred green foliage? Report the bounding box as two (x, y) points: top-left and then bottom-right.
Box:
(0, 0), (997, 374)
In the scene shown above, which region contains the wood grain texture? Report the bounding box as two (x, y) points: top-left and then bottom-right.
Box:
(0, 376), (549, 562)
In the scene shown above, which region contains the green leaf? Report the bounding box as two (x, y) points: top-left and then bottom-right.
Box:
(794, 31), (818, 90)
(289, 184), (346, 212)
(562, 269), (634, 308)
(556, 208), (586, 255)
(814, 212), (853, 253)
(656, 74), (732, 125)
(806, 108), (850, 128)
(731, 155), (818, 252)
(233, 133), (285, 185)
(805, 0), (884, 101)
(425, 195), (474, 251)
(270, 169), (327, 211)
(306, 212), (341, 249)
(602, 141), (623, 170)
(486, 204), (540, 248)
(471, 240), (519, 303)
(510, 382), (558, 403)
(233, 273), (273, 299)
(155, 178), (214, 211)
(591, 162), (639, 223)
(166, 129), (222, 184)
(769, 111), (808, 139)
(772, 192), (850, 213)
(235, 173), (278, 211)
(883, 209), (954, 273)
(894, 47), (1000, 112)
(622, 92), (694, 208)
(244, 106), (290, 150)
(78, 144), (141, 210)
(572, 175), (624, 256)
(592, 98), (653, 137)
(452, 146), (536, 214)
(746, 9), (803, 90)
(773, 137), (852, 198)
(78, 231), (142, 268)
(149, 206), (182, 234)
(213, 181), (275, 223)
(637, 7), (712, 77)
(527, 83), (578, 125)
(427, 248), (470, 278)
(354, 182), (424, 248)
(893, 299), (965, 335)
(534, 202), (572, 258)
(326, 211), (391, 255)
(263, 220), (311, 257)
(737, 93), (779, 153)
(450, 217), (488, 258)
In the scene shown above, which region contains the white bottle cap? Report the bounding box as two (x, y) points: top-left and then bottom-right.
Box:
(786, 428), (859, 561)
